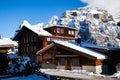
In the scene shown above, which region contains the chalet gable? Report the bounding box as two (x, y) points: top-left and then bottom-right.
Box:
(13, 25), (52, 40)
(54, 41), (108, 60)
(36, 41), (108, 60)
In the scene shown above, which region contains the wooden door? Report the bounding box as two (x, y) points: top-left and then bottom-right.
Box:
(65, 58), (71, 70)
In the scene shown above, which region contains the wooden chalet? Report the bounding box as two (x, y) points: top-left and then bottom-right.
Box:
(13, 21), (120, 74)
(36, 41), (108, 74)
(44, 26), (78, 41)
(0, 38), (17, 72)
(13, 21), (78, 62)
(13, 25), (52, 61)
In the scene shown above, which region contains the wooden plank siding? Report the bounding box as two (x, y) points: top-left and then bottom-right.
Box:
(95, 60), (103, 66)
(14, 25), (78, 61)
(37, 42), (104, 72)
(36, 41), (108, 73)
(55, 43), (98, 60)
(0, 49), (8, 53)
(14, 27), (44, 61)
(42, 37), (48, 48)
(44, 26), (78, 39)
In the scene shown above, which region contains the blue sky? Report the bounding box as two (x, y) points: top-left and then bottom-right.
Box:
(0, 0), (86, 38)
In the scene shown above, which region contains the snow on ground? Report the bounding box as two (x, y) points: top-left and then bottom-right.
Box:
(40, 69), (120, 80)
(1, 69), (120, 80)
(8, 52), (18, 59)
(1, 74), (48, 80)
(0, 56), (50, 80)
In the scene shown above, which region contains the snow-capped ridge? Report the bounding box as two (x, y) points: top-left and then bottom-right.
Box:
(46, 7), (120, 48)
(49, 16), (59, 25)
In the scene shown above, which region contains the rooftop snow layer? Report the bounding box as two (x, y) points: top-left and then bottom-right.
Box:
(0, 38), (17, 47)
(54, 41), (108, 60)
(20, 20), (52, 36)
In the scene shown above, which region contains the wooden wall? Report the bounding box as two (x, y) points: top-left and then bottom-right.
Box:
(44, 26), (78, 38)
(17, 28), (43, 61)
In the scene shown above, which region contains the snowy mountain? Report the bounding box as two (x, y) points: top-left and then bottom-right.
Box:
(44, 7), (120, 48)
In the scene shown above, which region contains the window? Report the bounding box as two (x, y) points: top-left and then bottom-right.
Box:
(59, 58), (65, 66)
(57, 28), (60, 33)
(54, 29), (56, 33)
(71, 31), (74, 35)
(68, 30), (74, 35)
(72, 58), (79, 66)
(61, 29), (64, 34)
(56, 28), (64, 34)
(47, 38), (50, 41)
(68, 30), (71, 35)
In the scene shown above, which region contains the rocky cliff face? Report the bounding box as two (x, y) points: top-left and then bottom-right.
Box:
(44, 7), (120, 48)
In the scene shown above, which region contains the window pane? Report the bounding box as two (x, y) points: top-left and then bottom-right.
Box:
(72, 31), (74, 35)
(72, 58), (79, 66)
(68, 30), (71, 35)
(61, 29), (64, 34)
(59, 58), (65, 66)
(57, 28), (60, 33)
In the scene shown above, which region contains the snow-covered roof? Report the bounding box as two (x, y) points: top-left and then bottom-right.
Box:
(18, 20), (52, 37)
(54, 41), (108, 60)
(2, 74), (49, 80)
(0, 38), (18, 47)
(44, 25), (78, 30)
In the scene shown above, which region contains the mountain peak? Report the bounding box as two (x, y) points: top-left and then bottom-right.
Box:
(44, 7), (120, 48)
(49, 16), (59, 25)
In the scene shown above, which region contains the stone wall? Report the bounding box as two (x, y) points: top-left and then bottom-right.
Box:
(82, 65), (105, 74)
(82, 66), (96, 73)
(56, 66), (65, 69)
(41, 63), (56, 69)
(71, 66), (82, 70)
(95, 65), (102, 74)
